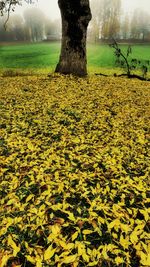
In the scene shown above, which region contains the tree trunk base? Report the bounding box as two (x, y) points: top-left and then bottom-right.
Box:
(55, 60), (87, 77)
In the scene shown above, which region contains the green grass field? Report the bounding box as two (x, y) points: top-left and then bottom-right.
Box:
(0, 42), (150, 72)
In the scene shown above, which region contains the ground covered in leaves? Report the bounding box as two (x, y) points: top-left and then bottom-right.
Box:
(0, 74), (150, 267)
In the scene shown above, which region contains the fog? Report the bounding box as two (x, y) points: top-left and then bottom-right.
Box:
(15, 0), (150, 20)
(15, 0), (60, 20)
(122, 0), (150, 14)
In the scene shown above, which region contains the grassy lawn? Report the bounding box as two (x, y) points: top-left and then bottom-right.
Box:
(0, 42), (61, 70)
(0, 42), (150, 73)
(88, 43), (150, 67)
(0, 73), (150, 267)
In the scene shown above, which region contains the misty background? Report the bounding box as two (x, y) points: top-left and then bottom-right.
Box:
(0, 0), (150, 42)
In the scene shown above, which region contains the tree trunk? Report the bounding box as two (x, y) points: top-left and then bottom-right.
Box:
(55, 0), (92, 77)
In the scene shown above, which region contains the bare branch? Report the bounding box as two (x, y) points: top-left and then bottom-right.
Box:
(0, 0), (37, 28)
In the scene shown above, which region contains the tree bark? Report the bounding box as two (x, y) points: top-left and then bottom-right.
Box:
(55, 0), (92, 77)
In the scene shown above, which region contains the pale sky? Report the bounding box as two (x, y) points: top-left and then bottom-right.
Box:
(15, 0), (150, 20)
(122, 0), (150, 14)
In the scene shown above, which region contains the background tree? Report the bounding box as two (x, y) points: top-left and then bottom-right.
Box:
(0, 16), (10, 41)
(121, 13), (130, 40)
(23, 7), (45, 42)
(88, 0), (103, 42)
(45, 18), (61, 41)
(101, 0), (121, 40)
(8, 14), (25, 41)
(137, 10), (150, 41)
(89, 0), (122, 41)
(130, 9), (141, 40)
(0, 14), (25, 41)
(130, 9), (150, 41)
(0, 10), (61, 42)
